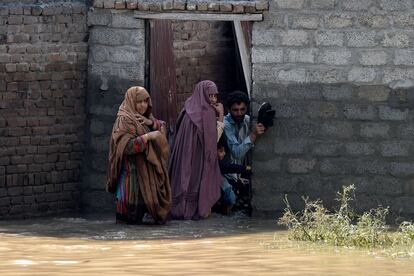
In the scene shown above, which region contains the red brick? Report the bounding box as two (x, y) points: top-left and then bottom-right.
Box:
(7, 117), (26, 127)
(8, 15), (23, 25)
(103, 0), (115, 9)
(8, 127), (27, 136)
(11, 155), (33, 165)
(0, 176), (5, 188)
(233, 4), (244, 13)
(32, 127), (49, 135)
(126, 0), (138, 9)
(11, 197), (24, 204)
(197, 3), (208, 11)
(138, 2), (150, 10)
(13, 72), (26, 81)
(56, 162), (66, 170)
(64, 183), (78, 191)
(23, 8), (31, 15)
(0, 157), (10, 166)
(26, 146), (37, 154)
(93, 0), (104, 8)
(114, 0), (126, 9)
(39, 137), (51, 146)
(24, 196), (35, 204)
(8, 186), (24, 197)
(45, 184), (54, 193)
(220, 4), (233, 12)
(20, 136), (31, 145)
(28, 164), (42, 173)
(26, 118), (39, 127)
(5, 64), (17, 72)
(47, 154), (59, 163)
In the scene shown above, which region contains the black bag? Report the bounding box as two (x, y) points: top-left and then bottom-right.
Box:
(257, 102), (275, 128)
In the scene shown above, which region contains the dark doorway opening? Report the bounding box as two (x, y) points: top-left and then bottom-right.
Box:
(146, 19), (252, 127)
(145, 17), (254, 215)
(171, 20), (247, 111)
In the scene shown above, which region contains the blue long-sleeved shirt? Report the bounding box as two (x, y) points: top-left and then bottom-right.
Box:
(223, 114), (253, 165)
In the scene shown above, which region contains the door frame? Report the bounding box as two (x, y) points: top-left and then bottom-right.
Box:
(137, 11), (263, 99)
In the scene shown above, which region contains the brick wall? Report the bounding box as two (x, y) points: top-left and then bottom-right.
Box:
(252, 0), (414, 218)
(253, 0), (414, 84)
(3, 0), (413, 219)
(172, 20), (239, 110)
(0, 1), (88, 218)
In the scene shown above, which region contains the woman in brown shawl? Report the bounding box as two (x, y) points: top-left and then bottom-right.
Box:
(106, 86), (171, 224)
(169, 80), (224, 220)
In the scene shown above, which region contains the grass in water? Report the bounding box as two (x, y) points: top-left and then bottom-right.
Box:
(278, 185), (414, 256)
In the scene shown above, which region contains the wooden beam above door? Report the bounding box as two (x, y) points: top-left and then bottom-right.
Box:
(133, 12), (263, 21)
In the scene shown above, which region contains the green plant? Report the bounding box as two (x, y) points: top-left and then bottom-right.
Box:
(278, 185), (414, 251)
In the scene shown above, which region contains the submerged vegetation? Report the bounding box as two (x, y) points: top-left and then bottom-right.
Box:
(278, 185), (414, 256)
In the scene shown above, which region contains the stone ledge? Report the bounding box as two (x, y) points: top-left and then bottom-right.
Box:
(93, 0), (269, 13)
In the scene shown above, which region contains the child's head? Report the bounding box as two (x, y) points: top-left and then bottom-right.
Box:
(217, 136), (226, 160)
(217, 145), (225, 160)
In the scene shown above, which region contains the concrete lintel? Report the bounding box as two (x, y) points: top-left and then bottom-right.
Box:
(133, 11), (263, 21)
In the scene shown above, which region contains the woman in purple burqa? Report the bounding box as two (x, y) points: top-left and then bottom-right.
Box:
(169, 80), (224, 219)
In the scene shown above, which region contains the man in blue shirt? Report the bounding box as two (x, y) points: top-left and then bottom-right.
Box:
(224, 91), (265, 166)
(221, 91), (265, 215)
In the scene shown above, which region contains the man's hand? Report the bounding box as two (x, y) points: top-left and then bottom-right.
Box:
(250, 123), (266, 143)
(255, 123), (266, 135)
(239, 177), (250, 186)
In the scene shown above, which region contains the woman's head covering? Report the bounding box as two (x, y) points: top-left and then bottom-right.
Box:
(107, 86), (171, 224)
(117, 86), (152, 122)
(184, 80), (218, 130)
(169, 80), (222, 219)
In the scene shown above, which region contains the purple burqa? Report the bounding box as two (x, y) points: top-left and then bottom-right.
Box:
(169, 80), (222, 219)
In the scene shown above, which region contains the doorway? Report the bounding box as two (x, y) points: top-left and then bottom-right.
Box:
(142, 14), (257, 215)
(144, 17), (254, 128)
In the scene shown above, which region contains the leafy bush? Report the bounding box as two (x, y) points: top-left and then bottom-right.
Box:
(278, 185), (414, 250)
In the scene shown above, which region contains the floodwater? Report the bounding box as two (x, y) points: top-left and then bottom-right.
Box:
(0, 213), (413, 275)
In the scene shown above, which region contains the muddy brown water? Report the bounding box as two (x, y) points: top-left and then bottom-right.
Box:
(0, 213), (413, 275)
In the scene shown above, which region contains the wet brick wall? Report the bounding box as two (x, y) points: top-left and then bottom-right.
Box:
(0, 0), (88, 218)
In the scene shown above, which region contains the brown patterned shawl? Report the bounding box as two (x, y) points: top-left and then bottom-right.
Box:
(106, 86), (171, 224)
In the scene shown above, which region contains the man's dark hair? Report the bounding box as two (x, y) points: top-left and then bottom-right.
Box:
(226, 91), (249, 109)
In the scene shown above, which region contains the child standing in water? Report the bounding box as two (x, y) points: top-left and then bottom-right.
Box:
(216, 136), (251, 215)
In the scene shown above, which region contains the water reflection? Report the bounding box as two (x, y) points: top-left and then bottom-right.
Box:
(0, 213), (413, 275)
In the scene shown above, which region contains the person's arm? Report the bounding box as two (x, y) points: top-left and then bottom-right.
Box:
(124, 135), (148, 154)
(249, 123), (266, 143)
(150, 119), (162, 131)
(217, 121), (224, 142)
(224, 123), (253, 162)
(124, 131), (161, 154)
(139, 115), (163, 131)
(219, 162), (249, 175)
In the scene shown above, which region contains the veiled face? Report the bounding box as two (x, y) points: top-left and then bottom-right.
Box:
(136, 98), (149, 115)
(208, 93), (218, 105)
